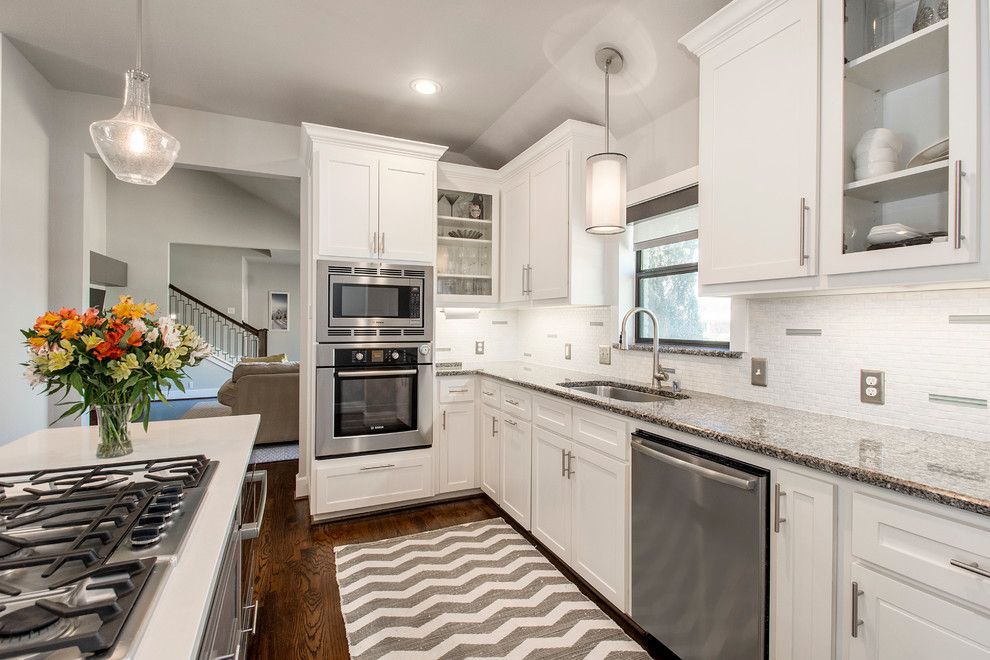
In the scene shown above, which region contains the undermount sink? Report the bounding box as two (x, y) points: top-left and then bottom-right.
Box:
(558, 381), (687, 402)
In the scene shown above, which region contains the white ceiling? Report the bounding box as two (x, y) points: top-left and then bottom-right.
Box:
(0, 0), (726, 168)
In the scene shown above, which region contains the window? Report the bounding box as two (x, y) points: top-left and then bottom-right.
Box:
(631, 190), (731, 348)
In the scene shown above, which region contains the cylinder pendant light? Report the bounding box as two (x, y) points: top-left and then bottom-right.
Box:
(90, 0), (180, 185)
(586, 47), (627, 235)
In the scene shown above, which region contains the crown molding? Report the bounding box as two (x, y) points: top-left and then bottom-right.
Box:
(302, 122), (448, 161)
(498, 119), (605, 180)
(679, 0), (792, 55)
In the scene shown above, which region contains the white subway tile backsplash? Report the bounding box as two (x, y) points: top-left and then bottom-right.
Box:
(436, 287), (990, 442)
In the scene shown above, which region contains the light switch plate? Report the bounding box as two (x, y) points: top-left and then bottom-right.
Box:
(564, 343), (572, 360)
(226, 307), (236, 315)
(860, 369), (884, 404)
(475, 340), (485, 355)
(751, 358), (768, 387)
(599, 345), (611, 365)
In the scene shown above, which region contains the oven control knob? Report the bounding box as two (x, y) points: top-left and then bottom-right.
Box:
(419, 345), (431, 355)
(354, 352), (365, 362)
(390, 351), (400, 361)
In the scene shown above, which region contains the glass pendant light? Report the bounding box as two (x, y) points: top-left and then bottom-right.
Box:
(90, 0), (179, 185)
(586, 47), (627, 235)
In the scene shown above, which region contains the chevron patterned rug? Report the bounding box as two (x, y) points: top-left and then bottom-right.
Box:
(334, 519), (648, 659)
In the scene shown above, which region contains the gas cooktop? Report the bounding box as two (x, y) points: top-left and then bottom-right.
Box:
(0, 455), (217, 659)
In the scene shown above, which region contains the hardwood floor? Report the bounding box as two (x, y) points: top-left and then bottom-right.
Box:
(245, 460), (658, 660)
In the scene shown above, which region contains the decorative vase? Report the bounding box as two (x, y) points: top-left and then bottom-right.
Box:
(96, 403), (135, 458)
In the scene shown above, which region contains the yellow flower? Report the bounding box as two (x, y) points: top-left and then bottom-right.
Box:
(47, 348), (73, 371)
(108, 353), (140, 382)
(81, 333), (103, 351)
(28, 336), (48, 350)
(149, 350), (181, 371)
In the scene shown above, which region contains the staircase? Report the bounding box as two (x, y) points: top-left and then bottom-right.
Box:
(168, 284), (268, 370)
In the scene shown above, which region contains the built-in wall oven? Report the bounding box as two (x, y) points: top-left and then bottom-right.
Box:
(316, 260), (433, 343)
(315, 343), (433, 459)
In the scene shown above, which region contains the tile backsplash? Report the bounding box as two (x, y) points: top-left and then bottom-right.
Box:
(436, 287), (990, 441)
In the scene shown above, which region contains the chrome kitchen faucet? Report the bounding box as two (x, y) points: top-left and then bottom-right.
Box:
(617, 307), (670, 389)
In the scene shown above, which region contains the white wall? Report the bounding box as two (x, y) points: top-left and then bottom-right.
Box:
(615, 97), (700, 189)
(106, 167), (298, 308)
(246, 260), (301, 360)
(170, 244), (252, 320)
(0, 37), (53, 444)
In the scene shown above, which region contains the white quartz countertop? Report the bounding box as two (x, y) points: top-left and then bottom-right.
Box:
(0, 414), (260, 659)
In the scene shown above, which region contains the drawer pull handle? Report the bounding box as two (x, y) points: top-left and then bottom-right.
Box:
(504, 419), (517, 427)
(483, 390), (495, 396)
(506, 398), (519, 405)
(448, 387), (469, 393)
(774, 483), (786, 533)
(950, 559), (990, 579)
(360, 464), (395, 471)
(851, 582), (863, 638)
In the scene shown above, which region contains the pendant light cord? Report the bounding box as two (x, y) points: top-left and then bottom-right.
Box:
(604, 57), (610, 152)
(136, 0), (143, 70)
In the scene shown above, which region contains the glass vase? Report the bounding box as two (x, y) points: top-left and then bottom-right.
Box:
(96, 403), (135, 458)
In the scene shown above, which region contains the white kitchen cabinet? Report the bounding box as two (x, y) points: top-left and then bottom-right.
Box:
(479, 405), (501, 500)
(312, 449), (434, 514)
(304, 124), (446, 264)
(772, 469), (835, 660)
(437, 403), (476, 494)
(681, 0), (820, 287)
(531, 427), (572, 560)
(569, 442), (627, 610)
(849, 563), (990, 660)
(500, 415), (532, 529)
(497, 120), (608, 306)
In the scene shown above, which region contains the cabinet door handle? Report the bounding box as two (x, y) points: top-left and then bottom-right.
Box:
(954, 160), (964, 249)
(774, 483), (786, 533)
(521, 265), (527, 296)
(492, 417), (498, 435)
(380, 231), (386, 256)
(566, 451), (575, 478)
(799, 197), (810, 267)
(851, 582), (864, 637)
(372, 231), (378, 255)
(526, 265), (533, 295)
(240, 470), (268, 541)
(242, 599), (260, 635)
(441, 410), (446, 430)
(561, 448), (566, 477)
(950, 559), (990, 579)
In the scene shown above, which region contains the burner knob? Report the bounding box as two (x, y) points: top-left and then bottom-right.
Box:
(130, 526), (163, 548)
(354, 352), (365, 362)
(154, 494), (182, 511)
(390, 351), (400, 361)
(147, 503), (175, 518)
(160, 484), (185, 498)
(419, 344), (432, 355)
(137, 514), (167, 531)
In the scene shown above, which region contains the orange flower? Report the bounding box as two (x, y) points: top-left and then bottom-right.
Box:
(58, 307), (79, 320)
(80, 307), (100, 327)
(28, 336), (48, 350)
(92, 341), (125, 361)
(60, 318), (84, 340)
(125, 326), (143, 347)
(34, 312), (61, 333)
(111, 296), (153, 320)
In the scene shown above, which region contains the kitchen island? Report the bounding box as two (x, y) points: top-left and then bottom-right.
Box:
(0, 414), (260, 659)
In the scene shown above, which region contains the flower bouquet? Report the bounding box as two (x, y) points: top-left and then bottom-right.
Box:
(22, 296), (211, 458)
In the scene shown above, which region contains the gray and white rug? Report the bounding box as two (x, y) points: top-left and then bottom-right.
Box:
(334, 519), (648, 659)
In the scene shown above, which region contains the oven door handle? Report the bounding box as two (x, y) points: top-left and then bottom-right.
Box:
(335, 369), (419, 378)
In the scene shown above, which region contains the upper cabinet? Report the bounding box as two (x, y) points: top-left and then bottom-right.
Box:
(682, 0), (821, 287)
(436, 163), (501, 305)
(682, 0), (984, 295)
(819, 0), (979, 276)
(304, 124), (447, 264)
(498, 121), (610, 306)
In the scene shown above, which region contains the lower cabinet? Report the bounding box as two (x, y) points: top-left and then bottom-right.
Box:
(531, 426), (628, 611)
(438, 403), (476, 493)
(500, 415), (532, 529)
(849, 563), (990, 659)
(479, 405), (501, 500)
(313, 450), (434, 514)
(772, 468), (835, 660)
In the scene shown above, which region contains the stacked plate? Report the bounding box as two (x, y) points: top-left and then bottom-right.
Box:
(866, 223), (926, 246)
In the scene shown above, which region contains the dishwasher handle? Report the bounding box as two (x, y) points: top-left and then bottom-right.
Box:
(632, 438), (757, 491)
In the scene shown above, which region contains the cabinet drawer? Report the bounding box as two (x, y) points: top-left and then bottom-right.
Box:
(852, 492), (990, 610)
(500, 385), (532, 421)
(479, 379), (501, 406)
(439, 376), (475, 403)
(533, 395), (572, 436)
(572, 407), (627, 461)
(313, 450), (434, 514)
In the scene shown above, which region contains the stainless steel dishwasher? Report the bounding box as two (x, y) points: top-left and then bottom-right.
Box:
(631, 430), (769, 660)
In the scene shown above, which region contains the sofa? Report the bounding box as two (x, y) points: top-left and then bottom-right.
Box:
(217, 361), (299, 445)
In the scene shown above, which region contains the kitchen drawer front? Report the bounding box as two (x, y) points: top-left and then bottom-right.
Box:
(501, 385), (532, 421)
(572, 407), (627, 461)
(479, 379), (501, 407)
(439, 376), (475, 403)
(314, 450), (434, 514)
(533, 394), (572, 436)
(852, 492), (990, 610)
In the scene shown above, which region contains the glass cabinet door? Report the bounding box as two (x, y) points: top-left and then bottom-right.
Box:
(436, 187), (496, 300)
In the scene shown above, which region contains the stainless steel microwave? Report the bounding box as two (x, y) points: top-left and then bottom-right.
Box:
(316, 260), (433, 343)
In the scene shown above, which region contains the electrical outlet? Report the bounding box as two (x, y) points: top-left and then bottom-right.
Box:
(599, 345), (611, 365)
(860, 369), (884, 404)
(475, 340), (485, 355)
(226, 307), (235, 315)
(751, 358), (768, 387)
(564, 343), (572, 360)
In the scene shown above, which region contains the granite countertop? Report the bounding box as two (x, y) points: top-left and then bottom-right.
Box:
(437, 361), (990, 517)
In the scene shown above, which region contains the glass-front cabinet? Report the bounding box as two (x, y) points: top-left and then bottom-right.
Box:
(820, 0), (979, 276)
(436, 163), (500, 304)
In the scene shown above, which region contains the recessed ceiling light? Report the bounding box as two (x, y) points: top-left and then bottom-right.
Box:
(410, 79), (441, 95)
